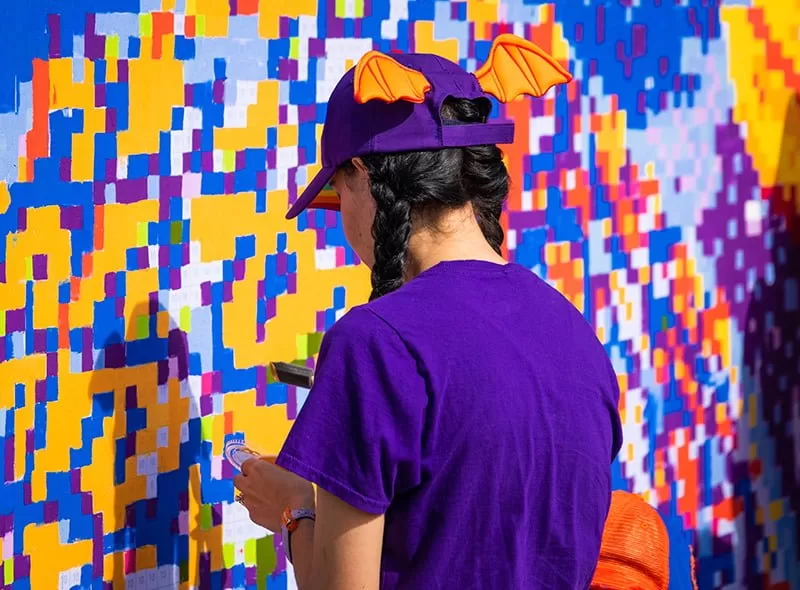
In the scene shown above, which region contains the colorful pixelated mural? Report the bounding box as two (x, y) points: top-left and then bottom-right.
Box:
(0, 0), (798, 588)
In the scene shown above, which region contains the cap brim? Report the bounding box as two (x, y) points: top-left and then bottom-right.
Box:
(286, 166), (338, 220)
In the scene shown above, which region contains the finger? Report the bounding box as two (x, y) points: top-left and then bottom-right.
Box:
(233, 473), (246, 491)
(240, 457), (259, 477)
(260, 455), (278, 464)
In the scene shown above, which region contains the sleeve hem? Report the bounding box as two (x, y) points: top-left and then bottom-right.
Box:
(276, 451), (389, 516)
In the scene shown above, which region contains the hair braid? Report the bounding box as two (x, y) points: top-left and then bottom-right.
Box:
(369, 180), (412, 301)
(475, 200), (504, 256)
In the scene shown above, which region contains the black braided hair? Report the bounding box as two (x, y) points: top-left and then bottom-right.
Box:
(339, 97), (509, 300)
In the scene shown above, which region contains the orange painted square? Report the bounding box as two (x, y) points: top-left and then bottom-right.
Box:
(237, 0), (259, 14)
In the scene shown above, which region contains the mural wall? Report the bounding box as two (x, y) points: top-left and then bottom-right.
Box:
(0, 0), (798, 588)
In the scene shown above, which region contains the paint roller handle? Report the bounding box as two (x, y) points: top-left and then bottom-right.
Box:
(270, 361), (314, 389)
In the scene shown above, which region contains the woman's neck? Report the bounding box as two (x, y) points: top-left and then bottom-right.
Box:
(404, 206), (507, 279)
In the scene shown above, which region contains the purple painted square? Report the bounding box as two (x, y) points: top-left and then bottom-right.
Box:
(35, 379), (47, 403)
(276, 252), (287, 275)
(233, 259), (245, 281)
(104, 272), (116, 298)
(211, 504), (223, 526)
(47, 351), (58, 377)
(298, 104), (315, 123)
(308, 38), (325, 57)
(33, 329), (46, 353)
(177, 491), (188, 512)
(71, 469), (81, 493)
(93, 180), (105, 205)
(126, 385), (137, 409)
(106, 108), (117, 133)
(137, 246), (149, 269)
(201, 150), (213, 172)
(59, 157), (71, 181)
(95, 84), (106, 107)
(61, 205), (83, 230)
(159, 245), (170, 267)
(17, 207), (27, 231)
(212, 79), (225, 103)
(125, 432), (136, 458)
(15, 554), (31, 578)
(82, 492), (93, 514)
(213, 371), (222, 393)
(105, 342), (126, 369)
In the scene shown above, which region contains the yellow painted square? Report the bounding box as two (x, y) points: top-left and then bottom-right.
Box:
(715, 402), (726, 424)
(278, 124), (298, 148)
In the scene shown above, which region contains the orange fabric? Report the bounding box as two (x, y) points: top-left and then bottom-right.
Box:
(353, 51), (431, 104)
(473, 33), (573, 103)
(590, 491), (670, 590)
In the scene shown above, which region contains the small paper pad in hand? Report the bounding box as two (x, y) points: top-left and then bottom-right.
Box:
(224, 438), (260, 471)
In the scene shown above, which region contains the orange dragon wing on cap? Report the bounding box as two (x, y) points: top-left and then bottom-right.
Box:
(353, 51), (432, 104)
(474, 34), (572, 103)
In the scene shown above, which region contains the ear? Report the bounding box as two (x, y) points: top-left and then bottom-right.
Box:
(351, 157), (369, 174)
(354, 51), (432, 104)
(474, 34), (572, 103)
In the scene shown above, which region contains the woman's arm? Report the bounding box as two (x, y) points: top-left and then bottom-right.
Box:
(233, 459), (384, 590)
(292, 488), (385, 590)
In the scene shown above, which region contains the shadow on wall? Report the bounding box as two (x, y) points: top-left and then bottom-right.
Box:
(88, 296), (221, 588)
(733, 92), (800, 589)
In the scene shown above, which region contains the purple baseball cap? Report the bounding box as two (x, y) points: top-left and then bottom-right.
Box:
(286, 35), (573, 219)
(285, 53), (514, 219)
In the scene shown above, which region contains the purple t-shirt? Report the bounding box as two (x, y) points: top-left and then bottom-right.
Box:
(276, 260), (623, 589)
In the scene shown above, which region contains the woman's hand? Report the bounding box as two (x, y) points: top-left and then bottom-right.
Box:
(233, 456), (316, 533)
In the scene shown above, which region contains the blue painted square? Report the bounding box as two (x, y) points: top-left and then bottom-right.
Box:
(235, 235), (256, 259)
(174, 35), (195, 60)
(128, 36), (141, 58)
(171, 106), (184, 130)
